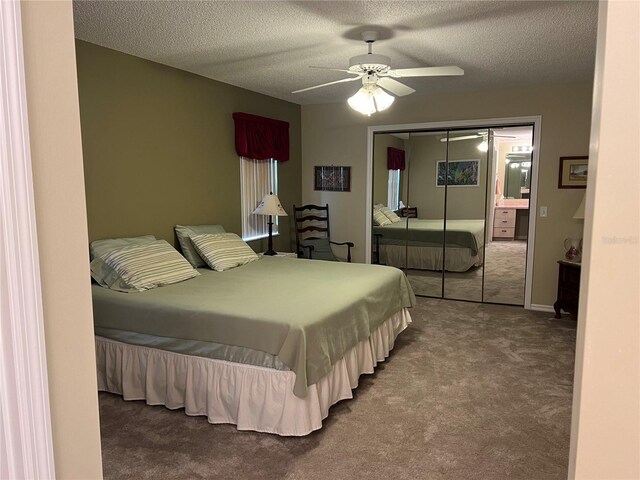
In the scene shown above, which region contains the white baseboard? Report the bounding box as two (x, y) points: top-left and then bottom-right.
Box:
(530, 304), (555, 313)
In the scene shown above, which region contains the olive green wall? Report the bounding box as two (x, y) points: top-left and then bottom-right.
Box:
(76, 40), (301, 253)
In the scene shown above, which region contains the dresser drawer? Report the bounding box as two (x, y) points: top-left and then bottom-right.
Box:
(495, 216), (516, 228)
(494, 208), (516, 220)
(493, 227), (515, 239)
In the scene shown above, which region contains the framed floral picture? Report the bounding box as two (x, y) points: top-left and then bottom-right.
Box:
(558, 156), (588, 188)
(314, 166), (351, 192)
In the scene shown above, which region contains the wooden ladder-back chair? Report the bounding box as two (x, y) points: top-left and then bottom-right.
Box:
(293, 204), (354, 262)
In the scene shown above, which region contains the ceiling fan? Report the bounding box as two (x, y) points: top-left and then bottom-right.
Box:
(292, 30), (464, 115)
(440, 131), (517, 152)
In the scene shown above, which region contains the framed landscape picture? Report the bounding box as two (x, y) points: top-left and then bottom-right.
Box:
(314, 166), (351, 192)
(558, 156), (588, 188)
(436, 159), (480, 187)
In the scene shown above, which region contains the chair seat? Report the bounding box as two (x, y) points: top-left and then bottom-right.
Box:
(299, 238), (337, 261)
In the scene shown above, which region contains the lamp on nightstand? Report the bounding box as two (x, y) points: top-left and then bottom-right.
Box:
(253, 192), (287, 256)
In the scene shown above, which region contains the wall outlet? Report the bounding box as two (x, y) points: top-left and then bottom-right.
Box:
(540, 206), (548, 217)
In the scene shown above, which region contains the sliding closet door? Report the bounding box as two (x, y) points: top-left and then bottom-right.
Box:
(442, 129), (489, 302)
(404, 131), (447, 297)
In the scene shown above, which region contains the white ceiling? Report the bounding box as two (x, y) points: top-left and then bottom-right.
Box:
(73, 1), (598, 105)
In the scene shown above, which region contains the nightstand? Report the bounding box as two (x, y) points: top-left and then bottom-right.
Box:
(553, 260), (581, 319)
(398, 207), (418, 218)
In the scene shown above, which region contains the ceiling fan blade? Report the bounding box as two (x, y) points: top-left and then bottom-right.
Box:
(387, 66), (464, 78)
(439, 135), (481, 143)
(493, 134), (517, 138)
(309, 66), (360, 75)
(377, 77), (415, 96)
(292, 76), (361, 94)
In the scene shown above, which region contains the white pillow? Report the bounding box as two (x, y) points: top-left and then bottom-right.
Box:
(190, 233), (259, 272)
(373, 209), (392, 226)
(379, 205), (402, 223)
(102, 240), (199, 292)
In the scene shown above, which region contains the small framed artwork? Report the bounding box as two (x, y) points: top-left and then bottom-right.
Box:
(558, 156), (588, 188)
(436, 159), (480, 187)
(314, 166), (351, 192)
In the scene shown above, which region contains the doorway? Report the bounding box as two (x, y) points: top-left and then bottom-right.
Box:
(366, 117), (540, 308)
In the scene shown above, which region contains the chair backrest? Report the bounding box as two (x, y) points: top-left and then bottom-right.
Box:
(293, 204), (332, 258)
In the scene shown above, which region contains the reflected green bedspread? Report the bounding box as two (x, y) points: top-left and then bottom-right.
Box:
(92, 257), (415, 398)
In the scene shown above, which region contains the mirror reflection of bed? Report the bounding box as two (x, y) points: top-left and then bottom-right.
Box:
(372, 125), (534, 306)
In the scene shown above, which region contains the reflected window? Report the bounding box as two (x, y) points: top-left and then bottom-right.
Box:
(387, 169), (401, 210)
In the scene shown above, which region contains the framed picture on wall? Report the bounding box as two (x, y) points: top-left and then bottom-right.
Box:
(314, 166), (351, 192)
(558, 156), (588, 188)
(436, 159), (480, 187)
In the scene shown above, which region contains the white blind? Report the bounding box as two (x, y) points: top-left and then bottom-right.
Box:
(387, 169), (400, 210)
(239, 157), (278, 241)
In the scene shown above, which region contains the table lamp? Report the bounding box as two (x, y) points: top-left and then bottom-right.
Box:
(253, 192), (287, 256)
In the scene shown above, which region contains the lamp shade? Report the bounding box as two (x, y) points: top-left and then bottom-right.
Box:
(253, 193), (287, 216)
(348, 85), (395, 116)
(573, 193), (586, 219)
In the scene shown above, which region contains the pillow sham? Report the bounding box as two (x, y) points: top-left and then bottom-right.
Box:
(379, 205), (402, 223)
(373, 209), (392, 226)
(102, 239), (199, 292)
(90, 235), (156, 261)
(190, 233), (258, 272)
(175, 224), (226, 268)
(90, 256), (136, 292)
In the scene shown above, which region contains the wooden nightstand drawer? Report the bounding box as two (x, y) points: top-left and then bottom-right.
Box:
(495, 216), (516, 228)
(493, 227), (515, 239)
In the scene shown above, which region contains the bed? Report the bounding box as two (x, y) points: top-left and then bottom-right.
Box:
(373, 218), (485, 272)
(93, 255), (415, 436)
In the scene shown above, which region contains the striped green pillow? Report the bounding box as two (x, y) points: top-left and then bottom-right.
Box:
(102, 240), (199, 292)
(373, 209), (392, 226)
(379, 205), (402, 223)
(190, 233), (258, 272)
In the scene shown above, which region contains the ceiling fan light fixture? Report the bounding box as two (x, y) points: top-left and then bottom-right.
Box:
(347, 85), (394, 116)
(477, 140), (489, 152)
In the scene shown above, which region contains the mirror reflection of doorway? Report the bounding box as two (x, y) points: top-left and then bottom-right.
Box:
(371, 124), (534, 306)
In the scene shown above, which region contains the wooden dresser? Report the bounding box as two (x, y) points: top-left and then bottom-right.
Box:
(493, 207), (516, 240)
(398, 207), (418, 218)
(553, 260), (581, 319)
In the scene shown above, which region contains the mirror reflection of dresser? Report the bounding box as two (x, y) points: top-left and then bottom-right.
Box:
(493, 204), (529, 241)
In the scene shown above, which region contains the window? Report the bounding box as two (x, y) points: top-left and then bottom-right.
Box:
(387, 169), (401, 210)
(240, 157), (278, 241)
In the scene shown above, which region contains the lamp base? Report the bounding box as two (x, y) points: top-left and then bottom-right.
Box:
(263, 249), (277, 256)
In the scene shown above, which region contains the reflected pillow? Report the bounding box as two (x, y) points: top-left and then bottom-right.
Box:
(379, 205), (402, 223)
(175, 224), (226, 268)
(102, 240), (199, 292)
(191, 233), (258, 272)
(373, 209), (392, 226)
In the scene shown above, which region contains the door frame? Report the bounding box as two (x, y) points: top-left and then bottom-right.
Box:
(365, 115), (542, 310)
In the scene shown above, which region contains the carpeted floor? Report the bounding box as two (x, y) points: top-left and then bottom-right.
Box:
(407, 241), (527, 305)
(98, 298), (576, 480)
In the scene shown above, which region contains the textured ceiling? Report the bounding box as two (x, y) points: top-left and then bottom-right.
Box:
(73, 1), (598, 105)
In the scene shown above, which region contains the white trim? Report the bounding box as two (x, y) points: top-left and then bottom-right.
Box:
(0, 1), (56, 478)
(365, 116), (542, 310)
(530, 304), (556, 313)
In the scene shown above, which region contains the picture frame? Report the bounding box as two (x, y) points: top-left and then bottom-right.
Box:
(436, 159), (480, 187)
(558, 156), (588, 188)
(314, 166), (351, 192)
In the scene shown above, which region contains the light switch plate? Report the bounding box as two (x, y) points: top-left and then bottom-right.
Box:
(540, 206), (548, 217)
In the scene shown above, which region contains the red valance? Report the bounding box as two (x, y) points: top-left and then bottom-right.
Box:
(387, 147), (405, 170)
(233, 112), (290, 162)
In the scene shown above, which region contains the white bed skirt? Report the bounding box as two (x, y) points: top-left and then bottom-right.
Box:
(95, 308), (412, 436)
(380, 244), (483, 272)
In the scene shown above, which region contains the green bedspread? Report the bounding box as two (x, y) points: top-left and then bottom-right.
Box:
(373, 218), (485, 255)
(92, 257), (415, 398)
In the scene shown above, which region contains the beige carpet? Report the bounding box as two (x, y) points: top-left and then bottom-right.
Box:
(407, 241), (527, 305)
(98, 298), (575, 480)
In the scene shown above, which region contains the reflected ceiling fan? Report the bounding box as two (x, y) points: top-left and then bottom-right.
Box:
(441, 131), (517, 151)
(292, 30), (464, 115)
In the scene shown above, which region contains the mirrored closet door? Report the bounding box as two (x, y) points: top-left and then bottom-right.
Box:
(371, 124), (534, 306)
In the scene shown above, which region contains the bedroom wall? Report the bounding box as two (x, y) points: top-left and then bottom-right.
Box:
(301, 82), (593, 307)
(75, 40), (302, 253)
(407, 135), (487, 220)
(21, 2), (103, 478)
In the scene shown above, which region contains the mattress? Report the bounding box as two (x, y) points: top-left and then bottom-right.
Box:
(92, 256), (415, 398)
